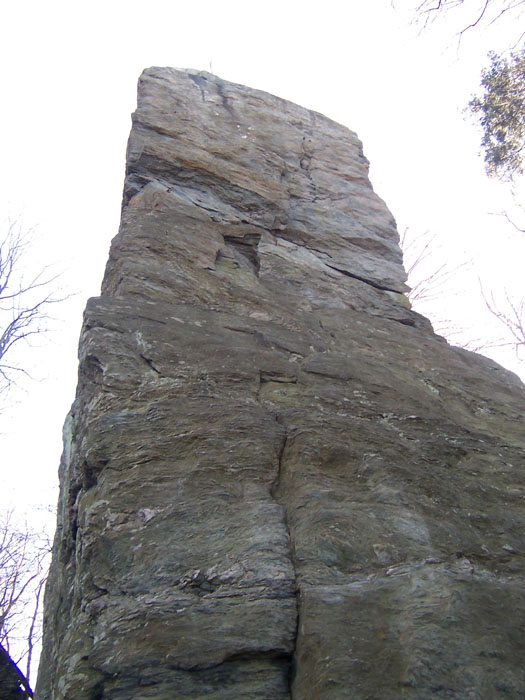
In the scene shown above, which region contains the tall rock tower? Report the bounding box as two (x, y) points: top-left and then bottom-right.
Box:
(37, 68), (525, 700)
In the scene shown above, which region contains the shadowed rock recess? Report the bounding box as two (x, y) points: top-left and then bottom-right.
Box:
(37, 68), (525, 700)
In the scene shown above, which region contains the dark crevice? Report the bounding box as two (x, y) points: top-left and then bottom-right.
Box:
(324, 262), (402, 293)
(187, 74), (236, 116)
(82, 458), (107, 491)
(256, 371), (298, 404)
(299, 136), (314, 176)
(131, 115), (176, 140)
(223, 325), (256, 336)
(209, 249), (232, 271)
(269, 229), (334, 263)
(260, 372), (297, 384)
(140, 353), (161, 374)
(82, 355), (104, 385)
(302, 366), (347, 381)
(300, 136), (318, 203)
(89, 680), (105, 700)
(223, 327), (305, 357)
(173, 649), (293, 676)
(223, 233), (261, 271)
(188, 73), (208, 102)
(219, 649), (293, 664)
(269, 420), (300, 699)
(270, 426), (288, 501)
(386, 316), (416, 327)
(215, 80), (236, 117)
(65, 478), (83, 553)
(304, 244), (333, 260)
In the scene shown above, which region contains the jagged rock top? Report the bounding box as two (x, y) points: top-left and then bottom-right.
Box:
(103, 67), (411, 322)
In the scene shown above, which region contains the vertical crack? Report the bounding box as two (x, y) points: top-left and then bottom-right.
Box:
(271, 416), (299, 698)
(270, 420), (288, 501)
(215, 79), (236, 117)
(299, 136), (313, 174)
(300, 135), (317, 200)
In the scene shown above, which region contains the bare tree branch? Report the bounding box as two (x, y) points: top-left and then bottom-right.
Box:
(488, 188), (525, 231)
(488, 209), (525, 231)
(410, 0), (525, 46)
(481, 285), (525, 358)
(24, 576), (45, 687)
(401, 227), (472, 306)
(0, 511), (51, 691)
(456, 0), (491, 45)
(0, 219), (65, 393)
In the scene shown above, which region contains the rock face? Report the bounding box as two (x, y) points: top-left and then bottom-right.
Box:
(36, 68), (525, 700)
(0, 644), (31, 699)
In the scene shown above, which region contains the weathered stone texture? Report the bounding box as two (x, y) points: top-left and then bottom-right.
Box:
(37, 68), (525, 700)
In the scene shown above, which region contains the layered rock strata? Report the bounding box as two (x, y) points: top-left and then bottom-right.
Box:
(37, 68), (525, 700)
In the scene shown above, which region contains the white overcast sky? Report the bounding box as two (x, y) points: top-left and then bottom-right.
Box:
(1, 0), (524, 522)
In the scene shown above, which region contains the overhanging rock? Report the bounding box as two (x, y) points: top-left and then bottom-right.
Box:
(37, 68), (525, 700)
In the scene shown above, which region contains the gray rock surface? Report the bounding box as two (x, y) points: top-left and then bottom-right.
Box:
(36, 68), (525, 700)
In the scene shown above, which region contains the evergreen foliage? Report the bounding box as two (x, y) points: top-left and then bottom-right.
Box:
(469, 50), (525, 181)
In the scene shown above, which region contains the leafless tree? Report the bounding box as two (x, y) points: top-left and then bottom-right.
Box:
(401, 227), (472, 306)
(0, 512), (51, 697)
(0, 221), (66, 694)
(0, 219), (62, 394)
(402, 228), (449, 304)
(489, 189), (525, 232)
(401, 228), (525, 365)
(411, 0), (525, 45)
(401, 227), (480, 346)
(481, 286), (525, 359)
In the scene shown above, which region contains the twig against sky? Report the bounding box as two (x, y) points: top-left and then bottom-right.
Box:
(412, 0), (525, 46)
(0, 511), (51, 694)
(481, 285), (525, 358)
(0, 219), (65, 393)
